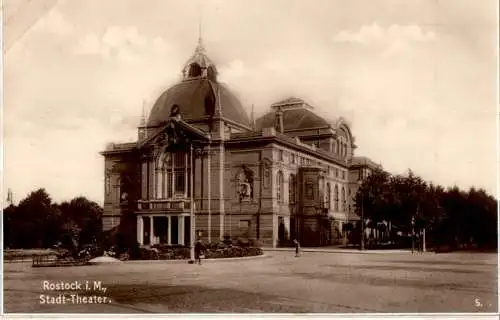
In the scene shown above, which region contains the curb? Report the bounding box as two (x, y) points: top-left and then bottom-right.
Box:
(204, 253), (270, 262)
(263, 248), (434, 255)
(121, 254), (269, 264)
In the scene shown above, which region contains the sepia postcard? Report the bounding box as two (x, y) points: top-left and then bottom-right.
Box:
(3, 0), (498, 318)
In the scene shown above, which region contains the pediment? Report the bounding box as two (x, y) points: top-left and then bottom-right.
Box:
(138, 118), (209, 150)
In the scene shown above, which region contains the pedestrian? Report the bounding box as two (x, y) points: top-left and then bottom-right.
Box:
(293, 239), (300, 257)
(195, 240), (204, 265)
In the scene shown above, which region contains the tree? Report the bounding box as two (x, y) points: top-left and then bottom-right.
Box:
(59, 196), (103, 249)
(354, 168), (391, 224)
(3, 189), (104, 250)
(12, 188), (60, 248)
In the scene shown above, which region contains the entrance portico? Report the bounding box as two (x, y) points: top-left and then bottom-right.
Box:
(137, 214), (191, 246)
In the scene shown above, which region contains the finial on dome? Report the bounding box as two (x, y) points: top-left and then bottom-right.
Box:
(195, 19), (205, 54)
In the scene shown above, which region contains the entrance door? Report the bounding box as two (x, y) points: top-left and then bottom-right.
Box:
(278, 216), (285, 246)
(143, 217), (151, 245)
(171, 216), (179, 245)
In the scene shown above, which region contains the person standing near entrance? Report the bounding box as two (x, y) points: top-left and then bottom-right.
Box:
(195, 240), (205, 265)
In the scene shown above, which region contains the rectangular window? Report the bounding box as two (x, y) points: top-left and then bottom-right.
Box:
(239, 220), (251, 237)
(156, 172), (163, 199)
(175, 171), (185, 193)
(305, 180), (314, 199)
(175, 152), (185, 167)
(105, 175), (111, 196)
(335, 169), (339, 177)
(279, 150), (284, 161)
(291, 153), (295, 164)
(239, 220), (250, 229)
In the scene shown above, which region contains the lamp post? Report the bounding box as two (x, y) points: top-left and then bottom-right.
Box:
(189, 144), (195, 262)
(358, 180), (364, 251)
(344, 204), (349, 246)
(411, 215), (415, 254)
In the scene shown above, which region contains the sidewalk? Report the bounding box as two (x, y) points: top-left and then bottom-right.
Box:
(263, 247), (433, 255)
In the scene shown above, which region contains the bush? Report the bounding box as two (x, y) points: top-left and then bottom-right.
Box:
(138, 247), (159, 260)
(131, 241), (263, 260)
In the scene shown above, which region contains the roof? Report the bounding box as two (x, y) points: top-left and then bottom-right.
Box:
(350, 156), (383, 169)
(147, 79), (251, 128)
(271, 97), (313, 110)
(255, 108), (330, 132)
(226, 129), (349, 167)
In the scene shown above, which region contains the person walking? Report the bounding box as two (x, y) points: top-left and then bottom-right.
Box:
(293, 239), (301, 257)
(195, 240), (204, 265)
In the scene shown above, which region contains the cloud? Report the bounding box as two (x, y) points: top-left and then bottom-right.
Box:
(73, 33), (111, 57)
(73, 26), (170, 63)
(333, 22), (436, 55)
(33, 9), (74, 36)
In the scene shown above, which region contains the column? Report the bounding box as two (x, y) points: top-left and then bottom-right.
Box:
(179, 216), (184, 245)
(284, 216), (290, 240)
(207, 145), (211, 242)
(218, 144), (225, 239)
(184, 152), (188, 197)
(167, 216), (171, 245)
(149, 159), (155, 199)
(163, 169), (168, 199)
(137, 215), (143, 245)
(172, 154), (175, 197)
(272, 214), (278, 248)
(149, 215), (154, 245)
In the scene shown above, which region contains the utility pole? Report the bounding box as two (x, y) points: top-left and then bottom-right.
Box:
(361, 192), (365, 251)
(358, 180), (364, 251)
(423, 228), (426, 252)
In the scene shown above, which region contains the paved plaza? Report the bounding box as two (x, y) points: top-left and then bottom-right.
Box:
(3, 250), (498, 314)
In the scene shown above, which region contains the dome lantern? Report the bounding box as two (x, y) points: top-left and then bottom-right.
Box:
(182, 31), (218, 82)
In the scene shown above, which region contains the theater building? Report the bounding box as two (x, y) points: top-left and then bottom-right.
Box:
(100, 38), (381, 247)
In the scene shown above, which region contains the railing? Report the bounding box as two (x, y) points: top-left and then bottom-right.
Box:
(138, 199), (192, 210)
(32, 254), (89, 268)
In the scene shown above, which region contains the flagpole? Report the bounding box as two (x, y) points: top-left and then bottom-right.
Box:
(190, 143), (195, 262)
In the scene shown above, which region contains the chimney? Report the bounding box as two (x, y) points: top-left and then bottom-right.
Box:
(274, 108), (284, 134)
(251, 104), (256, 131)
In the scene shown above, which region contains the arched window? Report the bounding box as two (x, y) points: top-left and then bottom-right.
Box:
(276, 171), (284, 203)
(341, 187), (346, 211)
(156, 154), (168, 199)
(289, 174), (296, 204)
(204, 93), (215, 115)
(334, 184), (339, 211)
(207, 66), (217, 81)
(188, 63), (202, 77)
(326, 183), (331, 209)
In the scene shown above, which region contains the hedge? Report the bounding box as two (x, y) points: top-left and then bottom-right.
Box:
(128, 240), (263, 261)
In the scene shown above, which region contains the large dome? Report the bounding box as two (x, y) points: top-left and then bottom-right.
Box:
(147, 79), (251, 128)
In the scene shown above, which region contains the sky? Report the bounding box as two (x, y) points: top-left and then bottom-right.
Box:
(4, 0), (498, 205)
